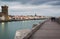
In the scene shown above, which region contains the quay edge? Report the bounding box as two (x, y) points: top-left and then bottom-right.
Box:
(14, 19), (48, 39)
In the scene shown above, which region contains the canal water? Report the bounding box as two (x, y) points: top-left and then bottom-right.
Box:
(0, 20), (45, 39)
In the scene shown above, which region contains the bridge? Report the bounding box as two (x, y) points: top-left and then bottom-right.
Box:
(15, 18), (60, 39)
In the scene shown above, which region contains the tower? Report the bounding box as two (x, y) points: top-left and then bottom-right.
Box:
(1, 5), (9, 20)
(35, 13), (37, 16)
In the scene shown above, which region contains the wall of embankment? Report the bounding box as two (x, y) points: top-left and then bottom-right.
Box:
(14, 19), (48, 39)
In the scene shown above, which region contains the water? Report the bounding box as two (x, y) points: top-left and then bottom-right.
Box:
(0, 20), (45, 39)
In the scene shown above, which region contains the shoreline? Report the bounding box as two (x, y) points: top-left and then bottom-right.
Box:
(0, 18), (46, 22)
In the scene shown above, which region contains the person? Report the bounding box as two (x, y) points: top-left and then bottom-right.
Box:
(51, 17), (56, 21)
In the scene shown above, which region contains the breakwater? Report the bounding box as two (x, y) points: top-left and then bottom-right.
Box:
(15, 19), (48, 39)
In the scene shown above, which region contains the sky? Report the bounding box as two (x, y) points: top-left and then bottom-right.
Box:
(0, 0), (60, 17)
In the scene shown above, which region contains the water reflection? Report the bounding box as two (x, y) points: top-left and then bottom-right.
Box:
(0, 22), (9, 39)
(1, 22), (5, 34)
(1, 22), (8, 32)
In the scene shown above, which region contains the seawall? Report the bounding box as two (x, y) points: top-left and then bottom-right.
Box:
(14, 19), (48, 39)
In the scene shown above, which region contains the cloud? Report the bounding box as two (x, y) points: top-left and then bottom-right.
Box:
(0, 0), (60, 17)
(45, 1), (60, 6)
(1, 0), (60, 5)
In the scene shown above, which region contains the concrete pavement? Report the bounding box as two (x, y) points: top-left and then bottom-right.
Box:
(29, 20), (60, 39)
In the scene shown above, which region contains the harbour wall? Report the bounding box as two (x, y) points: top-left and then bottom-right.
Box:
(14, 19), (48, 39)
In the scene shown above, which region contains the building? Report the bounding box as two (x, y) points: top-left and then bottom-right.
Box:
(0, 5), (9, 20)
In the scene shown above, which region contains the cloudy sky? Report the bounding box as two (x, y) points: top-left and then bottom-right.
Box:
(0, 0), (60, 17)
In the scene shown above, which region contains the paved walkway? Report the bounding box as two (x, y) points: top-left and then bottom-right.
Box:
(29, 20), (60, 39)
